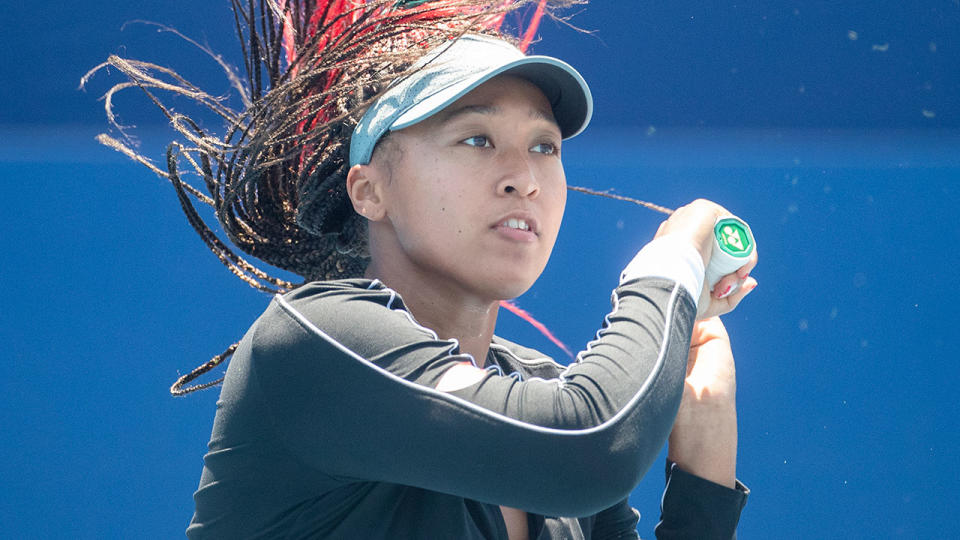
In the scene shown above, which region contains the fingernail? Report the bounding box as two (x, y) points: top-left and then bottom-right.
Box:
(717, 282), (739, 299)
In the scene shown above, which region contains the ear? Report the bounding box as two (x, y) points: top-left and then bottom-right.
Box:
(346, 163), (387, 221)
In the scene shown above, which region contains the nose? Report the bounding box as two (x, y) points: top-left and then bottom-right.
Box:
(495, 149), (540, 199)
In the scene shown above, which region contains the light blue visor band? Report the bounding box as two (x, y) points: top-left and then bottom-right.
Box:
(349, 34), (593, 166)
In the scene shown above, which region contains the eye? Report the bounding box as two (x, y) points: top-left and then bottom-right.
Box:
(462, 135), (492, 148)
(531, 142), (558, 156)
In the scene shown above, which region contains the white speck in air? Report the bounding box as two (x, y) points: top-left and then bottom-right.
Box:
(798, 319), (809, 331)
(922, 110), (936, 118)
(787, 203), (799, 214)
(616, 219), (624, 230)
(829, 307), (838, 319)
(871, 43), (889, 52)
(645, 125), (656, 137)
(847, 30), (858, 41)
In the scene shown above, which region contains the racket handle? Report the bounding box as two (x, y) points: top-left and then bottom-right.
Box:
(704, 217), (755, 289)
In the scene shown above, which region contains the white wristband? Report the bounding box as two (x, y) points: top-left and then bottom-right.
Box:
(620, 235), (706, 308)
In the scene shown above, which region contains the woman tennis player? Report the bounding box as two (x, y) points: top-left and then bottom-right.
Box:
(89, 1), (756, 537)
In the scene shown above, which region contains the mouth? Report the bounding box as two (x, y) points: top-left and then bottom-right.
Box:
(494, 215), (540, 236)
(501, 217), (533, 233)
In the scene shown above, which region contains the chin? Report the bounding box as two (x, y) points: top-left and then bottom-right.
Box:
(464, 252), (550, 301)
(485, 270), (542, 301)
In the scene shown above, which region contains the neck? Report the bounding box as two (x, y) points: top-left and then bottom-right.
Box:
(366, 259), (500, 368)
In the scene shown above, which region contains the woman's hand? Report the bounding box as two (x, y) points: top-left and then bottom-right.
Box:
(654, 199), (758, 319)
(667, 317), (740, 489)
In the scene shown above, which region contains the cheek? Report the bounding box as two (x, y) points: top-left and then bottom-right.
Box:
(555, 180), (568, 218)
(542, 169), (567, 236)
(388, 181), (462, 252)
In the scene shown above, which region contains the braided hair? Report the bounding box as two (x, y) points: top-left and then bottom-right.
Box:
(83, 0), (583, 393)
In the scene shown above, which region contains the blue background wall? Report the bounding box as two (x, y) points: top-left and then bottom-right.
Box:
(2, 1), (958, 537)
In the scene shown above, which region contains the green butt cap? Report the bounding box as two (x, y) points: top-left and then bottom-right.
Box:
(714, 218), (754, 258)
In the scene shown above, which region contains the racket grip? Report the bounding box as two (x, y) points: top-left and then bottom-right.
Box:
(704, 217), (755, 289)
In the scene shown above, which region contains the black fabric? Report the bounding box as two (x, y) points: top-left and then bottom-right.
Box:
(186, 277), (745, 539)
(655, 462), (750, 539)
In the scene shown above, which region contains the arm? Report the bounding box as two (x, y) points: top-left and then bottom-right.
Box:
(656, 318), (751, 538)
(668, 317), (741, 487)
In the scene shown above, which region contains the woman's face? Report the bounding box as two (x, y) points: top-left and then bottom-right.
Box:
(368, 75), (567, 301)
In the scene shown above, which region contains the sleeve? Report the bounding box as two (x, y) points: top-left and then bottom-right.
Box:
(248, 277), (695, 518)
(654, 462), (749, 539)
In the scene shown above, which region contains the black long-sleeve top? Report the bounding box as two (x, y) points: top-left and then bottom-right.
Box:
(186, 277), (747, 539)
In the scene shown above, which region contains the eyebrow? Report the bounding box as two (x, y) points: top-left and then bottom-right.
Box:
(437, 104), (558, 128)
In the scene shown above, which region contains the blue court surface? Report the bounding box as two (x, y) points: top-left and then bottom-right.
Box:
(2, 1), (958, 538)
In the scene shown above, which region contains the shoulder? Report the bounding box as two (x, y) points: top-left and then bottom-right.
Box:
(274, 279), (422, 333)
(489, 335), (568, 379)
(253, 279), (466, 380)
(280, 278), (394, 313)
(262, 278), (446, 354)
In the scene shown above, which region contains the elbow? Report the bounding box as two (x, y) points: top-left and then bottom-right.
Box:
(544, 389), (684, 517)
(566, 465), (643, 517)
(530, 429), (666, 517)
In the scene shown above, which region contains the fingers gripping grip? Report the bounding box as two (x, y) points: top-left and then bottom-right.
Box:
(704, 217), (755, 289)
